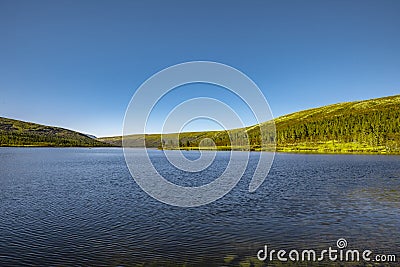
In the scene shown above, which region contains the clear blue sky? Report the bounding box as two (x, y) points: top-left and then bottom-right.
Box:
(1, 0), (399, 137)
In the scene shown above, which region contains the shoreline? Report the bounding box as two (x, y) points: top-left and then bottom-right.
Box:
(2, 145), (399, 155)
(159, 147), (400, 156)
(0, 148), (400, 156)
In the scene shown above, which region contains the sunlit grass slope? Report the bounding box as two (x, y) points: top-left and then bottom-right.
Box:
(0, 117), (113, 147)
(99, 95), (400, 154)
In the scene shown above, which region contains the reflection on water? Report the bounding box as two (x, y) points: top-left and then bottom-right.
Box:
(350, 187), (400, 203)
(0, 148), (399, 266)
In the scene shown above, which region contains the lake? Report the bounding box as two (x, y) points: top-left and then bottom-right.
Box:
(0, 148), (399, 266)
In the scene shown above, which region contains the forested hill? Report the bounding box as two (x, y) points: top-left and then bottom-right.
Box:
(259, 94), (400, 153)
(0, 117), (112, 147)
(100, 94), (400, 154)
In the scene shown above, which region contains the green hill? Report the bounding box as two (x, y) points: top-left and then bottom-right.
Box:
(99, 95), (400, 154)
(268, 94), (400, 153)
(0, 117), (113, 147)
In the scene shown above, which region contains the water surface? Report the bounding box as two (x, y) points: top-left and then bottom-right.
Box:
(0, 148), (399, 266)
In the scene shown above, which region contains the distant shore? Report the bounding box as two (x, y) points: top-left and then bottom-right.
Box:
(159, 145), (400, 155)
(2, 145), (399, 155)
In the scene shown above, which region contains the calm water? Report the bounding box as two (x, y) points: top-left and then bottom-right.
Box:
(0, 148), (399, 266)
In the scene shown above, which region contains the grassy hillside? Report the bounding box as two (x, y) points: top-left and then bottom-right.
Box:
(99, 95), (400, 154)
(268, 94), (400, 153)
(0, 117), (113, 147)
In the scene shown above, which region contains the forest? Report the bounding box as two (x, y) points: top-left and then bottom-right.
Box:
(101, 95), (400, 154)
(2, 95), (399, 153)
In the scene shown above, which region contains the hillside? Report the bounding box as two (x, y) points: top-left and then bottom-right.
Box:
(99, 95), (400, 154)
(0, 117), (113, 147)
(268, 94), (400, 153)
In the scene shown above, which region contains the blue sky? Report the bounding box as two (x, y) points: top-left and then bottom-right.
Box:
(0, 0), (399, 137)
